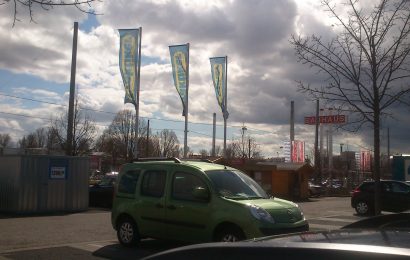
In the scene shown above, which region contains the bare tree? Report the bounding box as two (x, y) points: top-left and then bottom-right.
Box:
(95, 109), (149, 161)
(2, 0), (101, 27)
(19, 132), (40, 148)
(199, 149), (208, 158)
(225, 140), (241, 160)
(51, 100), (96, 155)
(227, 129), (262, 159)
(209, 145), (222, 157)
(18, 126), (63, 153)
(105, 109), (136, 161)
(156, 129), (180, 157)
(34, 127), (46, 147)
(290, 0), (410, 215)
(0, 133), (11, 147)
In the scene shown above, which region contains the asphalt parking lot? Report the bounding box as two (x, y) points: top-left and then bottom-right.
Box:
(0, 197), (360, 260)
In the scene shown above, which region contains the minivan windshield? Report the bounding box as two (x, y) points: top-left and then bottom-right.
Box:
(206, 170), (269, 200)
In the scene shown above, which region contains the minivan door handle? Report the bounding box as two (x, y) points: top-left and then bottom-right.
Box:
(155, 203), (164, 208)
(167, 205), (176, 210)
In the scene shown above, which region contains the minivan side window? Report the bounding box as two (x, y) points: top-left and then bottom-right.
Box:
(118, 170), (140, 195)
(141, 170), (167, 197)
(172, 172), (209, 202)
(391, 182), (410, 193)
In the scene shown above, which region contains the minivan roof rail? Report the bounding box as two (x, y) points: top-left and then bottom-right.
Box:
(131, 157), (181, 163)
(181, 159), (213, 163)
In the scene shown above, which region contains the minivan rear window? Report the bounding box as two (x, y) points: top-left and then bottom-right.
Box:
(118, 170), (140, 195)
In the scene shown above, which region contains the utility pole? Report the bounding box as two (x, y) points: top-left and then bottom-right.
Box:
(248, 138), (251, 159)
(328, 108), (334, 187)
(146, 119), (150, 157)
(290, 101), (295, 162)
(314, 100), (320, 181)
(66, 22), (78, 156)
(319, 108), (325, 176)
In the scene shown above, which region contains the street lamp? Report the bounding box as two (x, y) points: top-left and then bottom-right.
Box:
(242, 125), (247, 158)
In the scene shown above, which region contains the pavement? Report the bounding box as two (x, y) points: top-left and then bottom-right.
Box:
(0, 196), (361, 259)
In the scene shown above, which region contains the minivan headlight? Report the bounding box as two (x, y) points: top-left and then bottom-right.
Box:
(249, 205), (275, 224)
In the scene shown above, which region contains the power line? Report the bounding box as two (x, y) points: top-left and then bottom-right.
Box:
(0, 111), (111, 128)
(0, 93), (65, 107)
(189, 130), (213, 138)
(0, 111), (53, 121)
(0, 92), (278, 134)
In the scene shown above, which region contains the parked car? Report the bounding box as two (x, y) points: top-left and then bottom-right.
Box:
(111, 158), (308, 247)
(89, 172), (118, 208)
(308, 182), (325, 197)
(321, 178), (343, 189)
(351, 180), (410, 215)
(143, 229), (410, 260)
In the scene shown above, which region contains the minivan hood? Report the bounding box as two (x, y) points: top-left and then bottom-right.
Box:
(229, 198), (298, 211)
(232, 197), (298, 210)
(225, 197), (304, 223)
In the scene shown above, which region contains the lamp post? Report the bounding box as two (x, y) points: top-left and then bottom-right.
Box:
(241, 125), (247, 158)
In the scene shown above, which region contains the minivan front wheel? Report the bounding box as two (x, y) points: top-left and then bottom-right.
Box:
(117, 217), (139, 247)
(215, 226), (245, 242)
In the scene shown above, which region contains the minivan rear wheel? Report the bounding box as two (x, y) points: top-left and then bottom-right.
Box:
(355, 201), (371, 215)
(215, 226), (245, 242)
(117, 217), (139, 247)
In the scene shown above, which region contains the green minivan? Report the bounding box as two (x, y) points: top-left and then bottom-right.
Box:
(111, 158), (308, 246)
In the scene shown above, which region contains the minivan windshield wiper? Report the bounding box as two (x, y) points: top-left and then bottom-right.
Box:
(221, 194), (265, 200)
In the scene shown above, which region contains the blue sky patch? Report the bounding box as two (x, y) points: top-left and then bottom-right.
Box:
(80, 13), (101, 33)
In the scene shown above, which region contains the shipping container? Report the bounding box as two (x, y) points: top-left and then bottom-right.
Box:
(0, 155), (89, 213)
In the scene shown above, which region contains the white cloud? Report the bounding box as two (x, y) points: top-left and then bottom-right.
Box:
(0, 0), (409, 156)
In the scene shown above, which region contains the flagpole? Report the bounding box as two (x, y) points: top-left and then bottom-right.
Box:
(184, 43), (189, 158)
(134, 27), (142, 159)
(223, 56), (228, 157)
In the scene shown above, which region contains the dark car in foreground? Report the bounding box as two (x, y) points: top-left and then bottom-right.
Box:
(342, 213), (410, 229)
(89, 172), (118, 208)
(351, 180), (410, 215)
(143, 229), (410, 260)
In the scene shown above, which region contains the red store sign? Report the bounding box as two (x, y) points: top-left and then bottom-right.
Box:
(304, 115), (347, 125)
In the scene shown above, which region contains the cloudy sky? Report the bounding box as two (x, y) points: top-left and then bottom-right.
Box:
(0, 0), (409, 158)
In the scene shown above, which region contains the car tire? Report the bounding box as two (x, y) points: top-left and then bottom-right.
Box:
(355, 201), (372, 216)
(117, 217), (139, 247)
(215, 226), (246, 242)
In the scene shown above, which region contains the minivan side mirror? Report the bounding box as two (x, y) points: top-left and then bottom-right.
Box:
(192, 186), (210, 201)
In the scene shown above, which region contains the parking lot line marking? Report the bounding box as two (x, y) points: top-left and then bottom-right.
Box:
(313, 217), (355, 223)
(0, 240), (117, 254)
